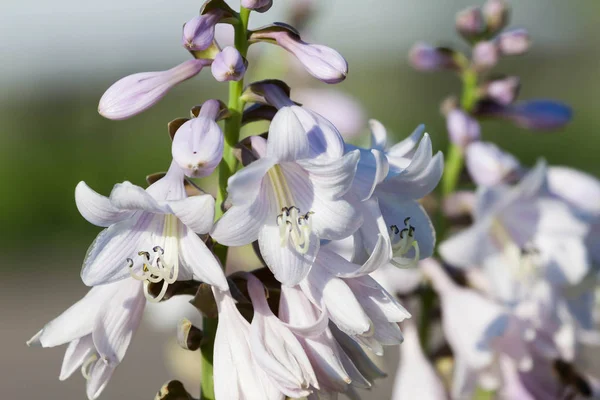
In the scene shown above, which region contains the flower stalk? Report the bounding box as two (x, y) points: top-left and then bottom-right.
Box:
(201, 7), (251, 400)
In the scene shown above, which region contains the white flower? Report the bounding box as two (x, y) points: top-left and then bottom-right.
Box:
(27, 279), (145, 400)
(348, 121), (443, 268)
(211, 107), (362, 286)
(212, 287), (284, 400)
(77, 161), (228, 302)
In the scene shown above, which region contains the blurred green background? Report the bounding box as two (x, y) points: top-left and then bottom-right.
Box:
(1, 0), (599, 398)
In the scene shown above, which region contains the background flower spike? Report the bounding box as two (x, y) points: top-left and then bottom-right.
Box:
(155, 380), (197, 400)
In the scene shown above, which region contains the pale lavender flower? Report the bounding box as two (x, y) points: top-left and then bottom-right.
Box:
(446, 109), (481, 147)
(484, 76), (520, 105)
(483, 0), (509, 33)
(27, 278), (145, 400)
(391, 320), (448, 400)
(246, 274), (318, 397)
(98, 59), (210, 120)
(456, 6), (486, 39)
(211, 46), (246, 82)
(497, 28), (531, 55)
(212, 287), (284, 400)
(182, 10), (223, 51)
(465, 141), (521, 186)
(409, 42), (458, 72)
(211, 109), (361, 286)
(251, 26), (347, 84)
(242, 0), (272, 13)
(172, 99), (224, 177)
(76, 161), (228, 301)
(472, 41), (499, 69)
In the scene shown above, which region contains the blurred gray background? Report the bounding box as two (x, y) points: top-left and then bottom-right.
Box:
(2, 0), (600, 398)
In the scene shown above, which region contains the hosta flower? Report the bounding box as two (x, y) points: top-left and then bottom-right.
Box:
(172, 99), (224, 177)
(77, 161), (227, 301)
(211, 108), (361, 286)
(211, 46), (247, 82)
(465, 141), (521, 186)
(246, 274), (318, 397)
(98, 59), (211, 120)
(27, 279), (145, 400)
(212, 287), (283, 400)
(182, 10), (223, 51)
(349, 121), (443, 267)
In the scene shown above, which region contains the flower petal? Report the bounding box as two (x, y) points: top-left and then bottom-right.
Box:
(75, 182), (134, 227)
(92, 279), (145, 363)
(179, 228), (228, 290)
(60, 335), (95, 381)
(259, 224), (319, 286)
(386, 124), (426, 159)
(81, 213), (154, 286)
(267, 106), (311, 162)
(298, 150), (360, 200)
(169, 194), (215, 234)
(227, 157), (276, 206)
(211, 182), (271, 246)
(438, 224), (488, 268)
(311, 195), (362, 241)
(368, 119), (388, 151)
(351, 148), (389, 202)
(86, 359), (116, 400)
(109, 181), (168, 213)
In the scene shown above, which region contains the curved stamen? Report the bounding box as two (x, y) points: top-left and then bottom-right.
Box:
(128, 245), (179, 303)
(81, 353), (99, 380)
(389, 217), (420, 268)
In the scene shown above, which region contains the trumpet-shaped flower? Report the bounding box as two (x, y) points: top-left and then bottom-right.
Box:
(27, 278), (145, 400)
(211, 108), (361, 286)
(98, 59), (211, 120)
(77, 161), (227, 301)
(212, 287), (283, 400)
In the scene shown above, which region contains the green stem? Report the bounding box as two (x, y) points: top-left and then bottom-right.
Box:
(418, 67), (479, 350)
(200, 7), (251, 400)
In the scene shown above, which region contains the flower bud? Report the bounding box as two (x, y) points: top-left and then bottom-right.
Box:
(465, 141), (520, 186)
(509, 100), (572, 130)
(472, 41), (499, 70)
(176, 318), (203, 351)
(98, 59), (210, 120)
(456, 6), (486, 40)
(497, 28), (531, 56)
(446, 109), (481, 147)
(172, 100), (224, 178)
(483, 76), (520, 105)
(409, 43), (459, 72)
(483, 0), (510, 34)
(182, 10), (223, 51)
(211, 46), (247, 82)
(241, 0), (272, 13)
(250, 24), (347, 84)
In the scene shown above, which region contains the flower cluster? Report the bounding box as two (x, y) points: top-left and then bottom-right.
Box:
(27, 1), (442, 399)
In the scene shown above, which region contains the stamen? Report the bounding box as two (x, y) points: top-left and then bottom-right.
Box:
(276, 207), (313, 254)
(128, 245), (179, 303)
(81, 353), (98, 380)
(389, 217), (420, 268)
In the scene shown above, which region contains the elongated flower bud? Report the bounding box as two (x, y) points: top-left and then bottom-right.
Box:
(211, 46), (246, 82)
(98, 59), (210, 120)
(456, 6), (486, 40)
(472, 41), (499, 70)
(409, 43), (459, 72)
(241, 0), (272, 12)
(182, 10), (223, 51)
(483, 76), (520, 105)
(250, 25), (347, 84)
(483, 0), (510, 34)
(474, 99), (572, 131)
(172, 99), (224, 177)
(497, 28), (531, 55)
(446, 109), (481, 147)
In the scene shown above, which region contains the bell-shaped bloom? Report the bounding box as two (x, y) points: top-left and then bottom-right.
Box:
(211, 46), (246, 82)
(472, 41), (499, 70)
(98, 59), (210, 120)
(391, 320), (447, 400)
(212, 288), (283, 400)
(182, 10), (223, 51)
(455, 6), (485, 39)
(211, 108), (361, 286)
(347, 121), (443, 266)
(409, 42), (459, 72)
(279, 285), (354, 394)
(247, 275), (318, 397)
(446, 109), (481, 147)
(77, 161), (228, 301)
(172, 99), (224, 177)
(484, 76), (520, 105)
(241, 0), (272, 12)
(465, 141), (521, 186)
(27, 279), (145, 400)
(293, 89), (366, 140)
(251, 27), (347, 84)
(497, 28), (531, 55)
